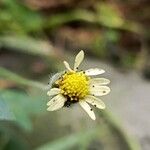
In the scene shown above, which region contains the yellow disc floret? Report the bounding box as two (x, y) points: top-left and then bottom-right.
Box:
(56, 72), (89, 100)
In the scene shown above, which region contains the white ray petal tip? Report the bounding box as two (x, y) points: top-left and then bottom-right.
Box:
(47, 107), (52, 111)
(76, 50), (84, 59)
(92, 115), (96, 120)
(103, 87), (111, 94)
(87, 110), (96, 120)
(79, 101), (96, 121)
(107, 80), (110, 84)
(90, 78), (110, 85)
(63, 61), (73, 71)
(101, 69), (105, 74)
(106, 87), (111, 94)
(47, 91), (50, 96)
(101, 105), (106, 109)
(85, 68), (105, 76)
(46, 101), (50, 106)
(63, 61), (67, 64)
(78, 50), (84, 55)
(74, 50), (85, 71)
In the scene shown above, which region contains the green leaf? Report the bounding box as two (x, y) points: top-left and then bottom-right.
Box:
(96, 3), (124, 28)
(0, 97), (14, 120)
(0, 90), (47, 130)
(46, 10), (95, 29)
(0, 35), (56, 58)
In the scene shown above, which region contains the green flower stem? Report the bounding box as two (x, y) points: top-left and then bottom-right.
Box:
(36, 129), (97, 150)
(98, 110), (141, 150)
(0, 67), (47, 90)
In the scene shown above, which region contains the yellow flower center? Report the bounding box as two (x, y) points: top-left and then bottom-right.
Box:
(56, 72), (89, 100)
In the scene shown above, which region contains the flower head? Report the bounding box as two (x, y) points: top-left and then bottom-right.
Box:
(47, 50), (110, 120)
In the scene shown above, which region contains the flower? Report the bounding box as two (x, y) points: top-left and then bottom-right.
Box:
(47, 50), (110, 120)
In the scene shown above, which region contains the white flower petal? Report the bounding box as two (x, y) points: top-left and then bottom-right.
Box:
(85, 68), (105, 76)
(79, 101), (96, 120)
(47, 94), (66, 111)
(85, 95), (105, 109)
(90, 86), (110, 96)
(90, 78), (110, 86)
(74, 50), (84, 71)
(47, 88), (61, 96)
(63, 61), (73, 72)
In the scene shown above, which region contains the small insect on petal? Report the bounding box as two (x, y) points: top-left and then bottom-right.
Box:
(74, 50), (84, 71)
(90, 78), (110, 86)
(79, 101), (96, 120)
(47, 94), (66, 111)
(90, 86), (110, 96)
(85, 68), (105, 76)
(47, 88), (61, 96)
(85, 95), (106, 109)
(63, 61), (73, 72)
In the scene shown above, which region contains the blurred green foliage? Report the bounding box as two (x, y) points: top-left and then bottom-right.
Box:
(0, 89), (47, 130)
(0, 0), (146, 71)
(0, 0), (146, 149)
(96, 3), (124, 28)
(0, 98), (14, 120)
(0, 0), (43, 34)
